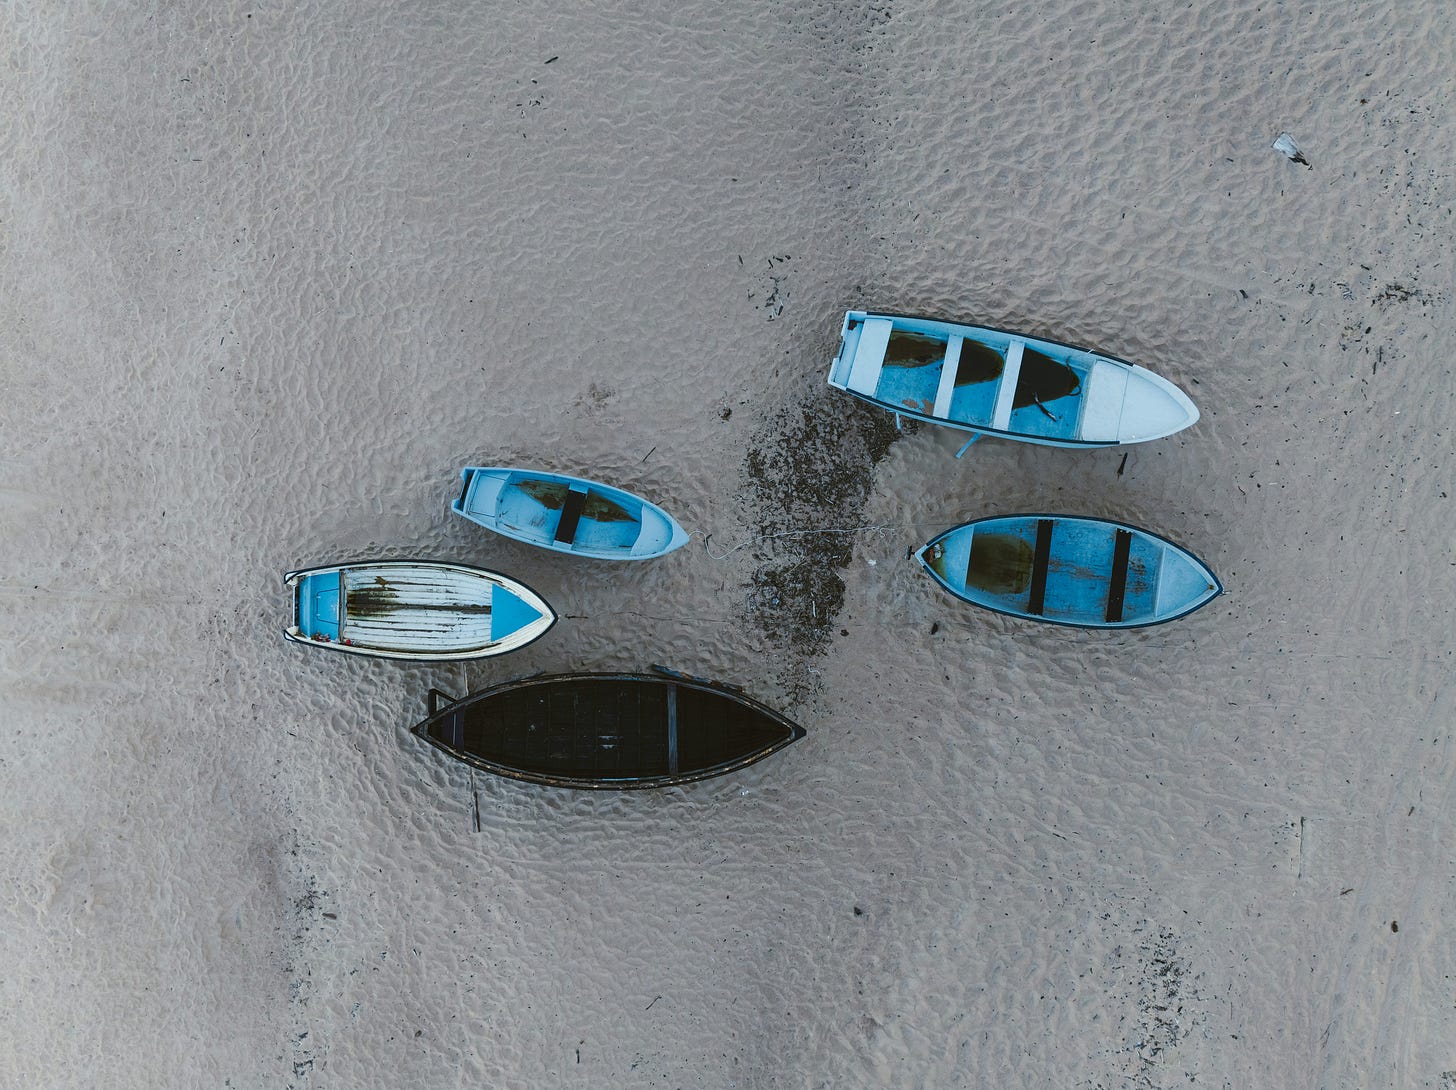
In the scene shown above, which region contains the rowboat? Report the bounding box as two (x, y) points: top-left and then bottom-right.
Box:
(828, 310), (1198, 447)
(411, 668), (805, 789)
(283, 560), (555, 660)
(452, 467), (689, 560)
(916, 514), (1221, 628)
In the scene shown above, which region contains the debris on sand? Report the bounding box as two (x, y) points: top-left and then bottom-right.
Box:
(1272, 131), (1311, 168)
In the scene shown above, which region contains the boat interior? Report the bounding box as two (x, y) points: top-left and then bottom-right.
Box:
(431, 680), (789, 784)
(497, 477), (644, 553)
(294, 571), (341, 641)
(941, 519), (1169, 624)
(840, 316), (1092, 440)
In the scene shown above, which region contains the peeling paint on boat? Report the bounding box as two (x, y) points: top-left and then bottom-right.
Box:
(282, 560), (555, 660)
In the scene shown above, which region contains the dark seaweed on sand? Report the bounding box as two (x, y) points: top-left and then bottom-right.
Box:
(743, 392), (905, 673)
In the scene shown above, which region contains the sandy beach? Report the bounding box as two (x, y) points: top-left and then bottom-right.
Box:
(3, 2), (1454, 1086)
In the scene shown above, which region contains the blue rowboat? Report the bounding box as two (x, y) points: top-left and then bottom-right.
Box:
(452, 467), (689, 560)
(916, 514), (1221, 628)
(283, 560), (555, 660)
(828, 311), (1198, 447)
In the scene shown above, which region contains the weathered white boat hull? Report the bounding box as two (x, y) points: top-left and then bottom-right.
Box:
(283, 560), (555, 661)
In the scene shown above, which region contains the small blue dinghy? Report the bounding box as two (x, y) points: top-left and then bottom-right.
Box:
(916, 514), (1221, 628)
(452, 467), (690, 560)
(828, 311), (1198, 447)
(283, 560), (556, 660)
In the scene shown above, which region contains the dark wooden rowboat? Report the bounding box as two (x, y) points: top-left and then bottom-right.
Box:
(410, 668), (805, 789)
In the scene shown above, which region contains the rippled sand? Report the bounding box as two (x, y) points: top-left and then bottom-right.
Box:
(3, 2), (1454, 1086)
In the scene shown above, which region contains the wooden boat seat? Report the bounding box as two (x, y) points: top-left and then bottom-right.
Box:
(847, 318), (893, 394)
(665, 684), (679, 775)
(465, 471), (508, 517)
(930, 335), (964, 418)
(554, 487), (588, 545)
(1078, 362), (1128, 440)
(1027, 518), (1054, 616)
(1104, 528), (1133, 623)
(990, 341), (1025, 430)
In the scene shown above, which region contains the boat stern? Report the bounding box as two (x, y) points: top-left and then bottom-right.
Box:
(284, 567), (343, 646)
(827, 310), (868, 390)
(453, 466), (510, 521)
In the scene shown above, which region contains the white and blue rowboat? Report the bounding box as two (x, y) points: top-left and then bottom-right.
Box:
(828, 311), (1199, 448)
(283, 560), (556, 660)
(916, 514), (1221, 628)
(452, 467), (690, 560)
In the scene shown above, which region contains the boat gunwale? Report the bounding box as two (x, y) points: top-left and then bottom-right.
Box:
(409, 670), (806, 790)
(281, 558), (557, 661)
(831, 309), (1194, 447)
(452, 466), (690, 560)
(841, 308), (1144, 371)
(916, 513), (1222, 630)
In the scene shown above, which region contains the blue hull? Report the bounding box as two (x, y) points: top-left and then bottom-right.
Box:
(828, 310), (1199, 448)
(916, 514), (1221, 628)
(452, 467), (690, 560)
